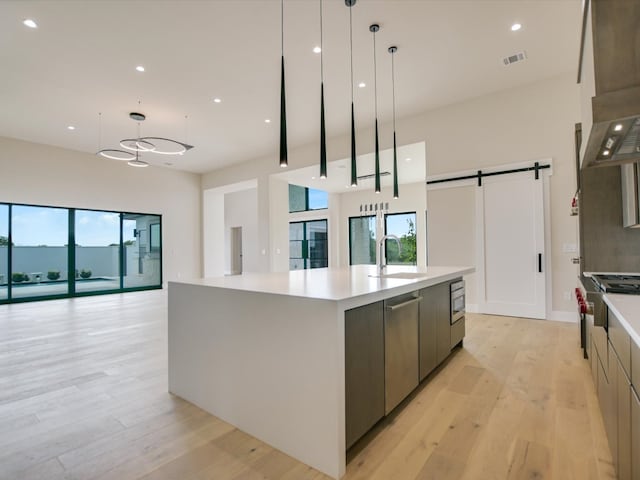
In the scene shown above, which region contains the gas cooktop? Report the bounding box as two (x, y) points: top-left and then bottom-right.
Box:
(591, 273), (640, 294)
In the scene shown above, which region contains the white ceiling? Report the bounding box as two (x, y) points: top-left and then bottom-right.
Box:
(0, 0), (581, 174)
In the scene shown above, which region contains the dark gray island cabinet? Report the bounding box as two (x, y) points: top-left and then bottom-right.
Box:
(345, 277), (464, 449)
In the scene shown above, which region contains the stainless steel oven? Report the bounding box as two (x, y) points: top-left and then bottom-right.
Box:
(450, 280), (465, 324)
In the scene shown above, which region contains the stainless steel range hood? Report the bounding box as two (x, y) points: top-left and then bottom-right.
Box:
(582, 0), (640, 168)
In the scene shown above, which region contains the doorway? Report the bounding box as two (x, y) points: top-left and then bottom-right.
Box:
(230, 226), (243, 275)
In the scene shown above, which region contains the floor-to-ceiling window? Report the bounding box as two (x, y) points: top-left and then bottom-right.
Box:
(289, 220), (328, 270)
(75, 210), (121, 293)
(349, 215), (376, 265)
(11, 205), (69, 299)
(385, 212), (417, 265)
(0, 202), (162, 304)
(123, 213), (162, 289)
(0, 204), (8, 300)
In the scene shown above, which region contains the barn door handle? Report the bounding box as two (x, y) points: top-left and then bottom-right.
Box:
(538, 253), (542, 273)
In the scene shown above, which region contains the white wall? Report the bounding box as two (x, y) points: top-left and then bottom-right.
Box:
(0, 136), (202, 284)
(427, 185), (477, 306)
(201, 72), (580, 314)
(224, 188), (259, 274)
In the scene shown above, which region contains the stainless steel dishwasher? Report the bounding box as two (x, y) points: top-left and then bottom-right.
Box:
(384, 293), (421, 414)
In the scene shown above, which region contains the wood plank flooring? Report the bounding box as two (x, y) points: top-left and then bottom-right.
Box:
(0, 291), (615, 480)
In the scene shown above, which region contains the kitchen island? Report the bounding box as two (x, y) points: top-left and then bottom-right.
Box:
(168, 265), (473, 479)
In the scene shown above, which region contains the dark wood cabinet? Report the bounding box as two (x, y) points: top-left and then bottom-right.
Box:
(609, 309), (631, 377)
(345, 301), (384, 449)
(418, 281), (450, 380)
(632, 387), (640, 480)
(616, 355), (631, 480)
(598, 343), (617, 466)
(592, 308), (636, 480)
(346, 279), (463, 448)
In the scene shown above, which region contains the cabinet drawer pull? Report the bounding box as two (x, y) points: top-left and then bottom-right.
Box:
(386, 297), (422, 311)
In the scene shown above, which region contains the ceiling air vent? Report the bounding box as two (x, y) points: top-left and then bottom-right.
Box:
(502, 51), (527, 66)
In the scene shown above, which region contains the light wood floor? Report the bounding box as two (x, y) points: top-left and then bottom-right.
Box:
(0, 290), (615, 480)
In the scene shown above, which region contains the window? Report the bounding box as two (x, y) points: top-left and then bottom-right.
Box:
(123, 214), (162, 289)
(150, 223), (161, 252)
(288, 184), (328, 212)
(75, 210), (120, 293)
(289, 220), (328, 270)
(385, 212), (417, 265)
(349, 216), (376, 265)
(11, 205), (69, 299)
(0, 204), (8, 300)
(0, 202), (162, 304)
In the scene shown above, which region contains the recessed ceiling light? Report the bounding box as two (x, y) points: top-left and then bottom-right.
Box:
(23, 19), (38, 29)
(405, 157), (411, 162)
(358, 82), (366, 88)
(135, 65), (145, 72)
(614, 124), (623, 132)
(603, 149), (611, 156)
(264, 119), (271, 123)
(311, 176), (316, 180)
(511, 23), (522, 32)
(67, 125), (75, 131)
(213, 97), (222, 103)
(313, 46), (322, 53)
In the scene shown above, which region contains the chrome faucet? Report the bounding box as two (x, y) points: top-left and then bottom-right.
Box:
(378, 234), (401, 275)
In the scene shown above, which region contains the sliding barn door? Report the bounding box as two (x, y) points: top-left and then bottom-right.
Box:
(476, 172), (546, 319)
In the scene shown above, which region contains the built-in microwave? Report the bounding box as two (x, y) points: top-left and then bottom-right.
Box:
(450, 280), (465, 324)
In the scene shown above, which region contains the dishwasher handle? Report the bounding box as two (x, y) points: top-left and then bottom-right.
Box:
(386, 296), (423, 311)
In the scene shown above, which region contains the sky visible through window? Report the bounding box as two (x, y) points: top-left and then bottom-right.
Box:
(1, 206), (134, 246)
(308, 188), (328, 210)
(386, 213), (415, 236)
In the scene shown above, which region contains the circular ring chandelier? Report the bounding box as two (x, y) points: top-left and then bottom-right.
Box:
(97, 112), (194, 165)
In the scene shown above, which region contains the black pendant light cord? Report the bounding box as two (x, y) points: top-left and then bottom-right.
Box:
(390, 46), (399, 199)
(320, 0), (324, 81)
(349, 2), (357, 186)
(319, 0), (327, 179)
(279, 0), (288, 167)
(370, 24), (381, 193)
(391, 53), (396, 132)
(349, 7), (354, 105)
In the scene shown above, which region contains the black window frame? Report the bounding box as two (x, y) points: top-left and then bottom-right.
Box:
(0, 201), (162, 304)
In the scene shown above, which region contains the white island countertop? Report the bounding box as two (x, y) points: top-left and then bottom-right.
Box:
(602, 293), (640, 348)
(173, 264), (474, 305)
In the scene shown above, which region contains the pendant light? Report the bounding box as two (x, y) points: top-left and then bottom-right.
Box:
(279, 0), (288, 168)
(370, 23), (381, 193)
(389, 46), (399, 199)
(319, 0), (327, 179)
(346, 0), (357, 186)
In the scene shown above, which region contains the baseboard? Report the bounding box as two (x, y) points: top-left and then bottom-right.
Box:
(548, 310), (578, 323)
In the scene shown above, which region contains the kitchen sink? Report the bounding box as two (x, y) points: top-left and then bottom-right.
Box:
(370, 272), (429, 279)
